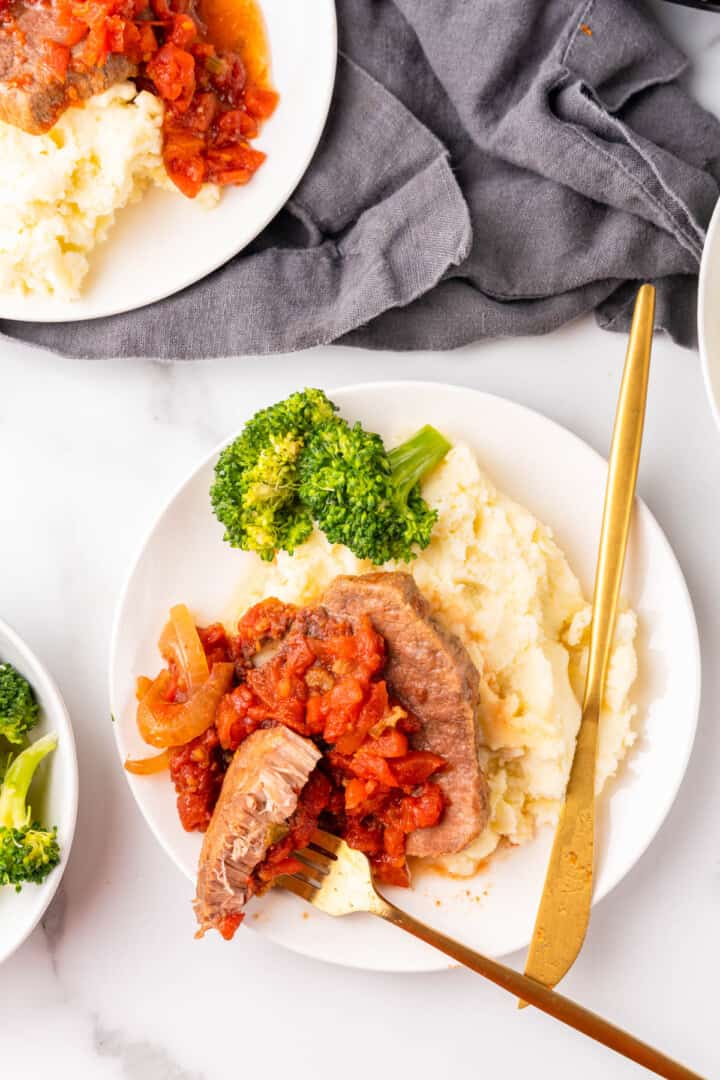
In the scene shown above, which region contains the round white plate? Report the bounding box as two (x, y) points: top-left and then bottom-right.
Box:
(0, 617), (78, 965)
(699, 195), (720, 428)
(110, 381), (700, 973)
(0, 0), (337, 323)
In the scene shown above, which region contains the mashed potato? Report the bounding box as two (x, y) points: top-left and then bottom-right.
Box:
(229, 443), (638, 876)
(0, 82), (218, 299)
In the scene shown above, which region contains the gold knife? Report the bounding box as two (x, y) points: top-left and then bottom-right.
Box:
(522, 283), (656, 997)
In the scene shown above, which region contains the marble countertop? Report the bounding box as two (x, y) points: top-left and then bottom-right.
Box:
(2, 4), (719, 1078)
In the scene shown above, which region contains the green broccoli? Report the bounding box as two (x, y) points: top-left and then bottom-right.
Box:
(0, 662), (40, 745)
(298, 422), (451, 564)
(0, 732), (60, 891)
(210, 388), (338, 561)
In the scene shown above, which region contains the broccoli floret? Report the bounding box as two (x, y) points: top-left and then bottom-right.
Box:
(0, 662), (40, 745)
(210, 388), (338, 561)
(0, 732), (60, 892)
(298, 422), (450, 564)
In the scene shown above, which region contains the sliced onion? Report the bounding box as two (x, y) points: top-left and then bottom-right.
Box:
(136, 675), (153, 701)
(158, 603), (210, 690)
(137, 662), (233, 748)
(124, 749), (171, 775)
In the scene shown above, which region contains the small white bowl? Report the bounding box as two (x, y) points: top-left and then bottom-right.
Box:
(698, 196), (720, 428)
(0, 617), (78, 966)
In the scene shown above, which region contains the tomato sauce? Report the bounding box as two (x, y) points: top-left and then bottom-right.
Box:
(165, 599), (449, 888)
(198, 0), (269, 85)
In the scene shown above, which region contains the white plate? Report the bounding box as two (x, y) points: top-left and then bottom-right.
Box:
(0, 0), (337, 323)
(110, 381), (700, 973)
(699, 195), (720, 428)
(0, 617), (78, 965)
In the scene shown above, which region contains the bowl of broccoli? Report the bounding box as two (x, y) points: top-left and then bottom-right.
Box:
(0, 616), (78, 966)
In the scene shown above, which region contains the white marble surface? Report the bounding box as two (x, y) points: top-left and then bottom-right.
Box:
(1, 4), (719, 1077)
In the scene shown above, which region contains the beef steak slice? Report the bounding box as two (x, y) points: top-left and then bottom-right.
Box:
(194, 725), (321, 937)
(323, 571), (489, 858)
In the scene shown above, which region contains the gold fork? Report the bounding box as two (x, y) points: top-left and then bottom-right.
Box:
(278, 831), (704, 1080)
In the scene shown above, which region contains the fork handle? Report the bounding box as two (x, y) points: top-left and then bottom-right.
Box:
(375, 900), (704, 1080)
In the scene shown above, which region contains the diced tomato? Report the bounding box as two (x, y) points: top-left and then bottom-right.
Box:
(215, 683), (266, 750)
(344, 777), (371, 811)
(234, 598), (297, 656)
(400, 783), (445, 831)
(391, 751), (446, 787)
(62, 16), (89, 45)
(364, 728), (408, 759)
(246, 663), (307, 733)
(332, 681), (388, 755)
(256, 855), (302, 882)
(343, 818), (383, 857)
(138, 22), (157, 58)
(169, 726), (226, 831)
(349, 749), (397, 788)
(197, 622), (230, 666)
(372, 853), (411, 888)
(382, 817), (406, 858)
(205, 143), (265, 184)
(79, 16), (109, 67)
(216, 912), (244, 940)
(209, 50), (245, 105)
(321, 676), (365, 743)
(106, 14), (140, 56)
(244, 84), (278, 119)
(163, 126), (206, 198)
(147, 43), (195, 105)
(217, 107), (258, 140)
(179, 91), (217, 133)
(168, 11), (195, 46)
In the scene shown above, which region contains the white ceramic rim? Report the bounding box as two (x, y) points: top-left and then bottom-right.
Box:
(0, 1), (338, 323)
(0, 616), (79, 965)
(109, 380), (701, 971)
(699, 195), (720, 429)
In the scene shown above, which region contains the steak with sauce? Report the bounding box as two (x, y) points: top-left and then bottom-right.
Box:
(194, 725), (321, 938)
(0, 2), (134, 134)
(323, 572), (489, 858)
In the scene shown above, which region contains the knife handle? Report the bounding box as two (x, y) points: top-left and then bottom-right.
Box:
(584, 282), (654, 716)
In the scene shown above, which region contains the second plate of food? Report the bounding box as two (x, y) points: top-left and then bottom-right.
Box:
(0, 0), (337, 322)
(110, 381), (700, 972)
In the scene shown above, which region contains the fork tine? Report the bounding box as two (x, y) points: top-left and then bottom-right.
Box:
(276, 874), (319, 903)
(311, 828), (344, 855)
(294, 848), (331, 876)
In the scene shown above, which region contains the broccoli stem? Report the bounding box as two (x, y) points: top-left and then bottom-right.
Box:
(0, 732), (57, 830)
(387, 425), (451, 502)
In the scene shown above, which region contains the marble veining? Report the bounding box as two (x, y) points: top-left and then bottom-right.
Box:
(93, 1023), (206, 1080)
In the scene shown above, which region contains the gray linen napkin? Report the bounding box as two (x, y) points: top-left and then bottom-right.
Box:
(6, 0), (720, 358)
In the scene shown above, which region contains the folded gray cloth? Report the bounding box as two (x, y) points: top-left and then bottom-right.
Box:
(7, 0), (720, 358)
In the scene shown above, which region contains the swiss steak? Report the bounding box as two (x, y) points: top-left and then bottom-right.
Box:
(323, 572), (489, 858)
